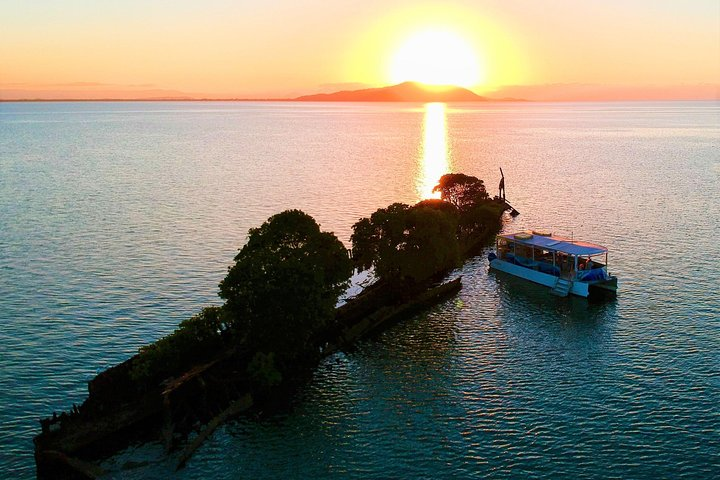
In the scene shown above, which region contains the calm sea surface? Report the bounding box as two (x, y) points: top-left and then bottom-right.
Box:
(1, 101), (718, 478)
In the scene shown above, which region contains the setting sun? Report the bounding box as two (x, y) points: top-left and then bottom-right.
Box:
(389, 29), (484, 88)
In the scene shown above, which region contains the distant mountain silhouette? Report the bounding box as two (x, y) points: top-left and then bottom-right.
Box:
(294, 82), (488, 102)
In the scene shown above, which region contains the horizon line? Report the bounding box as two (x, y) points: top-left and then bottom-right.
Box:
(2, 97), (719, 103)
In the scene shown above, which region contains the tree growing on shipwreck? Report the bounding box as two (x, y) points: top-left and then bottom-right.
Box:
(351, 201), (461, 285)
(432, 173), (489, 210)
(130, 210), (353, 388)
(351, 174), (504, 286)
(433, 173), (504, 252)
(219, 209), (353, 383)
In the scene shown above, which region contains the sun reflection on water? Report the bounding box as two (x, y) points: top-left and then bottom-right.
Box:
(417, 102), (451, 200)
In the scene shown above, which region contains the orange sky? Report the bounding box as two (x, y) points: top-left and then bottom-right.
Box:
(1, 0), (719, 100)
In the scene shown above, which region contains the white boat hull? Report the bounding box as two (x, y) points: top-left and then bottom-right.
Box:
(490, 258), (591, 297)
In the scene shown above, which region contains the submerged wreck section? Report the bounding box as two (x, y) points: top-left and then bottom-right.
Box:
(35, 346), (252, 478)
(34, 172), (508, 479)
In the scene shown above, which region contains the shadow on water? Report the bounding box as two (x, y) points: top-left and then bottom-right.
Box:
(496, 270), (617, 322)
(489, 268), (619, 335)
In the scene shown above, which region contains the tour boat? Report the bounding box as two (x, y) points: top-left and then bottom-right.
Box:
(488, 230), (618, 297)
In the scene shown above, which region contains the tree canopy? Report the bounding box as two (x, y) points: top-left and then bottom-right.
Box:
(432, 173), (489, 211)
(129, 175), (503, 388)
(219, 210), (352, 358)
(351, 201), (460, 284)
(459, 203), (503, 236)
(130, 306), (228, 383)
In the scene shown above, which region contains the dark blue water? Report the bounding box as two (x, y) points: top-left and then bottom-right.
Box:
(1, 101), (718, 478)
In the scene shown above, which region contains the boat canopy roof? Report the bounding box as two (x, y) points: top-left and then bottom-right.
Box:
(499, 232), (608, 256)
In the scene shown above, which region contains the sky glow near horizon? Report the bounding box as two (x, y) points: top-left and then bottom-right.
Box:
(1, 0), (719, 100)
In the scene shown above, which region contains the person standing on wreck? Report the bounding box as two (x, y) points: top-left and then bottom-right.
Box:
(499, 167), (506, 202)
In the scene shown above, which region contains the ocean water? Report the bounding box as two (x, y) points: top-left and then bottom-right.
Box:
(0, 101), (718, 478)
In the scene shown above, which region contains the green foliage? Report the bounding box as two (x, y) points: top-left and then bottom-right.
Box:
(125, 183), (502, 390)
(460, 203), (504, 236)
(219, 210), (353, 358)
(247, 352), (282, 388)
(351, 201), (460, 284)
(129, 306), (228, 383)
(432, 173), (489, 211)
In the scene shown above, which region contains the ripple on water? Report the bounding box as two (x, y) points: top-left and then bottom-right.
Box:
(1, 101), (719, 478)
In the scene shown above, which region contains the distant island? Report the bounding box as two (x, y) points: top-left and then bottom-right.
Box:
(294, 81), (489, 102)
(3, 81), (718, 102)
(2, 82), (509, 103)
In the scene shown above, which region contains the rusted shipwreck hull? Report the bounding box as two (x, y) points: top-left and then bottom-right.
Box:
(34, 277), (462, 479)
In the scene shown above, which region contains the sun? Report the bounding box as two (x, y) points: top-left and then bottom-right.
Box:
(389, 29), (484, 88)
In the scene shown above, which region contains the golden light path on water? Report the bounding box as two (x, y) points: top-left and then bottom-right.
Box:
(417, 102), (451, 200)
